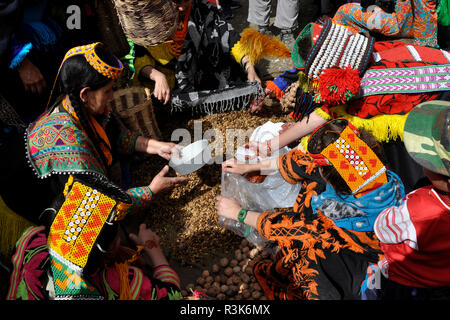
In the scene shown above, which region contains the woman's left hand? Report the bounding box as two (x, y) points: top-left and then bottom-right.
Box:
(216, 195), (241, 221)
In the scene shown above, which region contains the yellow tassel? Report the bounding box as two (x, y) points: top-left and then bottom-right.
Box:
(314, 107), (333, 120)
(297, 71), (310, 92)
(63, 175), (74, 197)
(328, 105), (408, 142)
(299, 136), (310, 152)
(0, 196), (35, 259)
(231, 28), (291, 65)
(113, 246), (143, 300)
(296, 105), (408, 150)
(115, 261), (133, 300)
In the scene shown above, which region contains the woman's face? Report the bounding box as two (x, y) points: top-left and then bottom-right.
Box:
(82, 81), (115, 115)
(172, 0), (192, 13)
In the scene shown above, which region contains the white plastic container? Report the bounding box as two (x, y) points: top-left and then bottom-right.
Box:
(169, 139), (212, 175)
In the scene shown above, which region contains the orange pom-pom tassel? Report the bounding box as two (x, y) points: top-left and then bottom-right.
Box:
(317, 66), (360, 105)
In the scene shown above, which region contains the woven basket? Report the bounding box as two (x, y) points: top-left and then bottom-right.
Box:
(95, 0), (130, 58)
(112, 0), (178, 47)
(109, 87), (162, 140)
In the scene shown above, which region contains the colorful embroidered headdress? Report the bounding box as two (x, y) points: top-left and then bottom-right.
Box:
(46, 175), (131, 299)
(46, 42), (124, 109)
(291, 18), (374, 107)
(307, 118), (387, 198)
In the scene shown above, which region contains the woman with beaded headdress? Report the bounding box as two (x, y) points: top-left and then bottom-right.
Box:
(217, 118), (406, 299)
(0, 42), (188, 265)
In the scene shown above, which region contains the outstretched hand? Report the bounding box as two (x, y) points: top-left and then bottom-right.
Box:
(222, 158), (253, 175)
(149, 165), (188, 195)
(129, 223), (168, 267)
(129, 223), (161, 249)
(158, 142), (182, 161)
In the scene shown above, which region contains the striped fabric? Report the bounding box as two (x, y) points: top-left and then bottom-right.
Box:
(374, 195), (418, 250)
(373, 186), (450, 287)
(129, 266), (144, 300)
(359, 64), (450, 97)
(153, 265), (181, 289)
(7, 226), (45, 300)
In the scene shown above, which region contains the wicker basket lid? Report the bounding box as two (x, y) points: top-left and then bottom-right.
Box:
(112, 0), (178, 47)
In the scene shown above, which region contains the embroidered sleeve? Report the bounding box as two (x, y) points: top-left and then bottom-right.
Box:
(117, 128), (140, 155)
(257, 210), (309, 241)
(278, 149), (322, 185)
(139, 265), (182, 300)
(153, 265), (181, 289)
(125, 186), (152, 215)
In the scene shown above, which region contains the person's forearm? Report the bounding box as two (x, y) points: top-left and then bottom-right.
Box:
(135, 136), (161, 154)
(141, 65), (158, 81)
(241, 157), (278, 175)
(243, 210), (260, 229)
(144, 247), (169, 267)
(268, 110), (328, 150)
(257, 157), (278, 175)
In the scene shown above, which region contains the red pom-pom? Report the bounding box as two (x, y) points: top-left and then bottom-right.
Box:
(317, 66), (361, 105)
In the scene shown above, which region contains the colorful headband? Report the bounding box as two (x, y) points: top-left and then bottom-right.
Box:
(48, 176), (130, 274)
(59, 42), (123, 80)
(308, 119), (387, 197)
(46, 43), (123, 109)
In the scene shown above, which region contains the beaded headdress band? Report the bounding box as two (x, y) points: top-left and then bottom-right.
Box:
(59, 42), (124, 80)
(307, 119), (387, 197)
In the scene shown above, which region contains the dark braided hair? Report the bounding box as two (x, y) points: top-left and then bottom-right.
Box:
(59, 46), (119, 170)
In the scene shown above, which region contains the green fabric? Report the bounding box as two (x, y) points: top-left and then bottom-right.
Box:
(49, 253), (103, 300)
(403, 100), (450, 177)
(438, 0), (450, 26)
(291, 23), (313, 69)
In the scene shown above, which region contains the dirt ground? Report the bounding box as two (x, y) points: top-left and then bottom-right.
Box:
(120, 0), (322, 298)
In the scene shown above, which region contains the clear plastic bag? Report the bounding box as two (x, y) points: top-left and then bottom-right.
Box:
(219, 170), (300, 249)
(218, 121), (300, 250)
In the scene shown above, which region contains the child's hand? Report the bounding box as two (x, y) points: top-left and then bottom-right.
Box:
(129, 224), (169, 267)
(222, 158), (251, 175)
(245, 141), (271, 158)
(129, 224), (161, 249)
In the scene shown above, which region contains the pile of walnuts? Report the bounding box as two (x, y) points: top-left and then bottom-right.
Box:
(181, 239), (273, 300)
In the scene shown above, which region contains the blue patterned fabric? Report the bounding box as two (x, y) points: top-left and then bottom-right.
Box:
(310, 170), (405, 232)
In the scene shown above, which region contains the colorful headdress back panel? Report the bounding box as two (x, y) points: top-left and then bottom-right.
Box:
(307, 119), (387, 197)
(47, 176), (131, 273)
